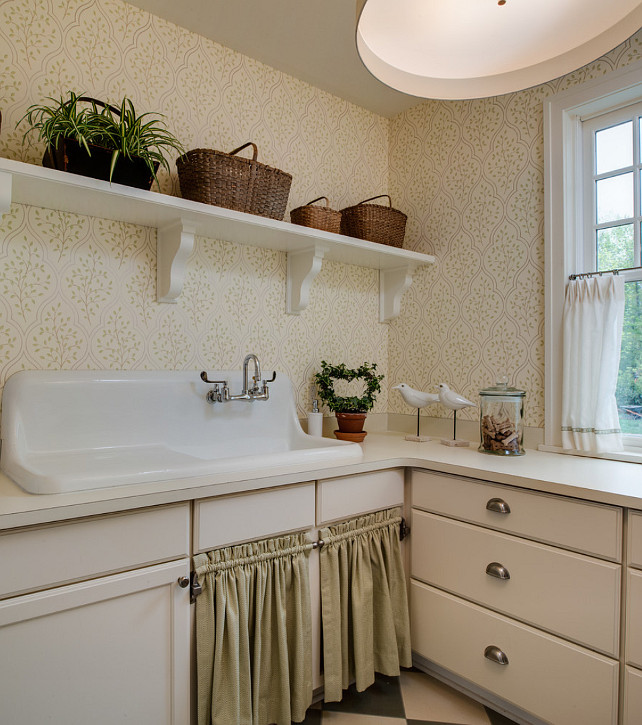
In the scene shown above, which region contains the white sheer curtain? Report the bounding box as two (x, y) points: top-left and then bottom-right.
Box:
(561, 274), (625, 453)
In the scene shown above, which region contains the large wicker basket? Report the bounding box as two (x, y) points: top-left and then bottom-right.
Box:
(290, 196), (341, 234)
(176, 142), (292, 220)
(340, 194), (407, 248)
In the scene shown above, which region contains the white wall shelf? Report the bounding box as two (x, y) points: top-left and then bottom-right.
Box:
(0, 157), (435, 321)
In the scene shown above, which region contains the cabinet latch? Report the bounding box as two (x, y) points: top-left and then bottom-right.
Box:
(190, 571), (202, 603)
(399, 517), (410, 541)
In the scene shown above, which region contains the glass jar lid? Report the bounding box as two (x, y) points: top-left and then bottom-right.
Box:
(480, 379), (525, 397)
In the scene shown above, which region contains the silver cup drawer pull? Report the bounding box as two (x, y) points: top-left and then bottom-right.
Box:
(486, 497), (511, 514)
(486, 562), (511, 580)
(484, 645), (509, 665)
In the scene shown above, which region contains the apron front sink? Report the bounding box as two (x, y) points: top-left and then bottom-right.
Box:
(0, 370), (362, 494)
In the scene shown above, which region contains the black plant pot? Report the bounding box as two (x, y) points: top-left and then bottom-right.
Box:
(43, 138), (158, 190)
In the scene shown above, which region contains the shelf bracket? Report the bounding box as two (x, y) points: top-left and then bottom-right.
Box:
(0, 171), (11, 219)
(157, 220), (196, 303)
(286, 245), (326, 314)
(380, 264), (416, 322)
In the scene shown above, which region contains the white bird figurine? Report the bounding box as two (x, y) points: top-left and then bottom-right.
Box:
(437, 383), (475, 446)
(393, 383), (439, 409)
(393, 383), (439, 441)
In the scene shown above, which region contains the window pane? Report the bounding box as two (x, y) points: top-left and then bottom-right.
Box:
(617, 280), (642, 435)
(597, 224), (634, 271)
(596, 121), (632, 173)
(596, 172), (633, 223)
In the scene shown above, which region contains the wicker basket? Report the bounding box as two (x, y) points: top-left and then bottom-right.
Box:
(176, 142), (292, 220)
(290, 196), (341, 234)
(340, 194), (407, 248)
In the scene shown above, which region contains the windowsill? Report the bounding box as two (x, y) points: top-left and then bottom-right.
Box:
(538, 444), (642, 464)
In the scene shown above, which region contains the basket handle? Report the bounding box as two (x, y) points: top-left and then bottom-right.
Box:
(305, 196), (329, 207)
(355, 194), (392, 207)
(228, 142), (258, 161)
(75, 96), (122, 116)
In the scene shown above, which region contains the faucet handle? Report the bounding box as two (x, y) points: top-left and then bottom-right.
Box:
(200, 371), (228, 385)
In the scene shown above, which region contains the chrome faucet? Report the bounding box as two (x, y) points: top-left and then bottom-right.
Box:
(200, 354), (276, 403)
(243, 353), (261, 397)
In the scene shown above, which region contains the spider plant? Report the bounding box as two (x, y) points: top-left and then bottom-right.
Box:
(18, 91), (184, 186)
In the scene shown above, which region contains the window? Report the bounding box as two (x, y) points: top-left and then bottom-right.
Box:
(582, 103), (642, 444)
(544, 62), (642, 461)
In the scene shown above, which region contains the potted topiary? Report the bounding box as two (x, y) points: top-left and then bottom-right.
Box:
(18, 91), (184, 190)
(313, 361), (384, 442)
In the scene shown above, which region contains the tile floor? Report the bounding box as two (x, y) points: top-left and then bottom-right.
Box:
(297, 669), (519, 725)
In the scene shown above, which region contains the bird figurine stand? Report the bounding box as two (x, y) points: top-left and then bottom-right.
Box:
(408, 408), (430, 442)
(393, 383), (439, 442)
(437, 383), (474, 447)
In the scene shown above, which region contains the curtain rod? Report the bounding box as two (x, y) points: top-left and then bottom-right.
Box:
(569, 265), (642, 281)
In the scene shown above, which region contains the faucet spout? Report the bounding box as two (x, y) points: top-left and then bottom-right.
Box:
(243, 354), (261, 395)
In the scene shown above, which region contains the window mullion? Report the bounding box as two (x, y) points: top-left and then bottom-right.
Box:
(582, 119), (597, 271)
(633, 115), (642, 265)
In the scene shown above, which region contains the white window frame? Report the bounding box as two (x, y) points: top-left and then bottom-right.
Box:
(544, 62), (642, 462)
(582, 103), (642, 270)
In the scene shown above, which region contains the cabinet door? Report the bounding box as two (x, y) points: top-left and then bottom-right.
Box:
(0, 559), (190, 725)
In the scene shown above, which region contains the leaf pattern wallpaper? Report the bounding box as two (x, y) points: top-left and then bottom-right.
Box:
(388, 33), (642, 429)
(0, 0), (640, 431)
(0, 0), (390, 420)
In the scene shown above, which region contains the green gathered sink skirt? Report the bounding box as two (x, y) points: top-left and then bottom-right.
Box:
(193, 506), (411, 724)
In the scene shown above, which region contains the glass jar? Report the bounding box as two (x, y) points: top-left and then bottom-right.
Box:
(479, 380), (525, 456)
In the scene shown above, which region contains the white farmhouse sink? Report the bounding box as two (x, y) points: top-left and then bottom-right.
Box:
(0, 370), (362, 494)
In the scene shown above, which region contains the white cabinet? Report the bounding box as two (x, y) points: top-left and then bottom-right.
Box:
(0, 504), (191, 725)
(0, 560), (190, 725)
(316, 468), (405, 525)
(410, 470), (622, 725)
(624, 511), (642, 724)
(194, 482), (316, 551)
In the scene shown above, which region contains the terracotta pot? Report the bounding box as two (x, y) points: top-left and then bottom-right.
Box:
(335, 412), (367, 433)
(334, 429), (367, 443)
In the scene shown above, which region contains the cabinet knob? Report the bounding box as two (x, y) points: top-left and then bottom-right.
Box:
(177, 576), (190, 588)
(486, 497), (511, 514)
(484, 645), (509, 665)
(486, 562), (511, 580)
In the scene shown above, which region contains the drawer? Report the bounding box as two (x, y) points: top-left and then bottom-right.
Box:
(623, 666), (642, 725)
(628, 511), (642, 569)
(626, 569), (642, 667)
(0, 504), (190, 599)
(410, 580), (619, 725)
(316, 469), (404, 525)
(412, 470), (621, 560)
(411, 510), (620, 655)
(195, 482), (315, 552)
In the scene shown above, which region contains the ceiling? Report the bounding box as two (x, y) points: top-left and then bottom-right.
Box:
(123, 0), (419, 118)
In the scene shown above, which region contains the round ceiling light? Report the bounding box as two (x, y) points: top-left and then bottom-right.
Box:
(356, 0), (642, 99)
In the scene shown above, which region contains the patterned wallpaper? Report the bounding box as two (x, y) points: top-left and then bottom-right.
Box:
(0, 0), (641, 433)
(388, 31), (642, 428)
(0, 0), (390, 420)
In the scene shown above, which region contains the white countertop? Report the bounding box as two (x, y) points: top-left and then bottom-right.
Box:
(0, 432), (640, 530)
